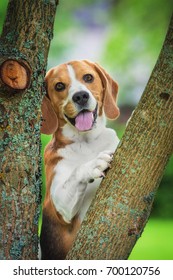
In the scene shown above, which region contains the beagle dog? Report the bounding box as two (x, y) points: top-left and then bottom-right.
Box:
(40, 60), (120, 259)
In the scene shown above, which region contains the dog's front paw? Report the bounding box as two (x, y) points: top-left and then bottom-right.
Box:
(77, 151), (113, 183)
(91, 150), (113, 179)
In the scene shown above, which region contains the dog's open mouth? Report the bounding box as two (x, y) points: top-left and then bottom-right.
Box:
(65, 105), (98, 132)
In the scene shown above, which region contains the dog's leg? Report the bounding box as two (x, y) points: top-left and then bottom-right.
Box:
(51, 150), (113, 223)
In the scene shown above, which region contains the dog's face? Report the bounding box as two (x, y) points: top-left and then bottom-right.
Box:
(41, 60), (119, 134)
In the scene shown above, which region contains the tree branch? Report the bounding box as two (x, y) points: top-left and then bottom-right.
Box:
(66, 14), (173, 260)
(0, 0), (58, 260)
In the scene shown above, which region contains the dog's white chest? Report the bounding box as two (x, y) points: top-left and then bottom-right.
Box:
(51, 125), (119, 223)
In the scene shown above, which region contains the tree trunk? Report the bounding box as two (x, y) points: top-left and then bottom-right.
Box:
(0, 0), (58, 260)
(66, 15), (173, 260)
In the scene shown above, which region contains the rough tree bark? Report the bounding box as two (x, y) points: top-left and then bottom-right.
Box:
(66, 15), (173, 260)
(0, 0), (58, 259)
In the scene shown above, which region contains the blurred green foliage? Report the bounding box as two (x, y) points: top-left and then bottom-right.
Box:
(106, 0), (172, 67)
(129, 219), (173, 259)
(0, 1), (8, 33)
(103, 0), (172, 105)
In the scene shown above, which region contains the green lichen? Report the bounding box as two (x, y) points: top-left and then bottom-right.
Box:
(0, 46), (28, 62)
(24, 40), (34, 49)
(113, 180), (121, 189)
(2, 190), (13, 201)
(131, 168), (136, 173)
(10, 237), (26, 259)
(6, 31), (19, 43)
(122, 195), (128, 204)
(159, 120), (167, 127)
(99, 237), (108, 244)
(117, 202), (129, 213)
(107, 196), (115, 203)
(143, 191), (155, 204)
(124, 189), (129, 194)
(130, 208), (138, 218)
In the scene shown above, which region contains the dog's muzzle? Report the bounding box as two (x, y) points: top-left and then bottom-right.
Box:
(65, 104), (98, 132)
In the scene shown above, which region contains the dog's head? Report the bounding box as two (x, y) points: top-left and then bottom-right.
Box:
(41, 60), (119, 134)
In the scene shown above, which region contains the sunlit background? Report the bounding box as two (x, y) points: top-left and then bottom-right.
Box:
(1, 0), (173, 259)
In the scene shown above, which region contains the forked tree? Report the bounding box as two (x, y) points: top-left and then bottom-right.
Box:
(0, 1), (172, 260)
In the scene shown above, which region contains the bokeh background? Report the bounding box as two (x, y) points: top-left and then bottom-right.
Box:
(1, 0), (173, 259)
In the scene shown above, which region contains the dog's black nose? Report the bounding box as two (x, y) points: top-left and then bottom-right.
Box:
(72, 91), (89, 106)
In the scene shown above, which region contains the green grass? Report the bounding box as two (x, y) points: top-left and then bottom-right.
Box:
(129, 219), (173, 260)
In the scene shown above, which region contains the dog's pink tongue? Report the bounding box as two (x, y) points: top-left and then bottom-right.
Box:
(75, 111), (93, 131)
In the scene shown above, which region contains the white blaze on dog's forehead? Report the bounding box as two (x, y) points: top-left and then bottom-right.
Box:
(67, 64), (89, 95)
(67, 64), (76, 82)
(66, 64), (97, 111)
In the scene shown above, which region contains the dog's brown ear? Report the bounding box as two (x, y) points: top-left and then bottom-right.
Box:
(41, 95), (58, 135)
(95, 63), (119, 120)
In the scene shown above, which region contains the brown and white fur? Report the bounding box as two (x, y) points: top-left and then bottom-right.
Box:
(40, 60), (120, 259)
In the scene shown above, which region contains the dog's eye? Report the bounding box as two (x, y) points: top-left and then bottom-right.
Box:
(83, 74), (94, 83)
(55, 82), (66, 92)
